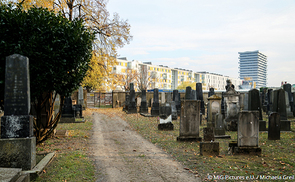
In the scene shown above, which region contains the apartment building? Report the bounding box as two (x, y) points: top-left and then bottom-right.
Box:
(112, 58), (242, 91)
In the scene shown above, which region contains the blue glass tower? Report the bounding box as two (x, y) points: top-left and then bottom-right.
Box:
(238, 50), (267, 88)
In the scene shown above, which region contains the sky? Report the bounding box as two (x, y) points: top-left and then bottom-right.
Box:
(106, 0), (295, 87)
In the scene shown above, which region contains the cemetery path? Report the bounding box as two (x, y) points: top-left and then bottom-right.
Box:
(89, 111), (200, 182)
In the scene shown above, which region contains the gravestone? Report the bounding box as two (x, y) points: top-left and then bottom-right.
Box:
(223, 83), (240, 131)
(196, 83), (205, 115)
(234, 111), (261, 155)
(123, 93), (129, 111)
(136, 97), (141, 107)
(185, 86), (192, 100)
(268, 112), (280, 140)
(207, 95), (221, 128)
(248, 89), (265, 131)
(283, 83), (293, 113)
(127, 83), (137, 114)
(78, 86), (84, 105)
(173, 90), (181, 116)
(140, 90), (148, 113)
(161, 92), (165, 104)
(261, 88), (268, 112)
(208, 88), (215, 98)
(277, 89), (291, 131)
(151, 89), (160, 116)
(158, 103), (173, 130)
(0, 54), (36, 171)
(293, 92), (295, 117)
(284, 92), (292, 117)
(170, 101), (178, 120)
(200, 127), (219, 156)
(214, 113), (231, 139)
(177, 100), (202, 141)
(60, 97), (76, 123)
(242, 92), (249, 110)
(267, 89), (273, 114)
(166, 92), (172, 103)
(191, 90), (197, 100)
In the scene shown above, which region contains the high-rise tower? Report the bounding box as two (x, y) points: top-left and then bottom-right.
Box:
(238, 50), (267, 88)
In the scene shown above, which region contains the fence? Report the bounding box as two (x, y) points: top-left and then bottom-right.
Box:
(87, 92), (113, 108)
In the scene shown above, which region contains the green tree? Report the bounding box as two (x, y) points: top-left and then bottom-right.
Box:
(0, 4), (95, 143)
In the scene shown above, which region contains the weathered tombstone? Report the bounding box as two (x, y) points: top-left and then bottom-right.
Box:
(261, 88), (268, 112)
(166, 92), (172, 103)
(268, 112), (280, 140)
(284, 92), (292, 117)
(200, 127), (219, 156)
(0, 54), (36, 171)
(191, 90), (197, 100)
(207, 95), (221, 128)
(277, 89), (291, 131)
(151, 88), (160, 116)
(127, 83), (137, 114)
(283, 83), (293, 113)
(140, 90), (148, 113)
(242, 92), (249, 111)
(185, 86), (192, 100)
(214, 113), (231, 139)
(158, 103), (173, 130)
(267, 89), (273, 114)
(223, 83), (240, 131)
(177, 100), (202, 141)
(196, 83), (205, 115)
(248, 89), (265, 131)
(173, 90), (181, 116)
(293, 92), (295, 117)
(123, 92), (129, 111)
(160, 92), (165, 104)
(78, 86), (84, 105)
(136, 97), (141, 107)
(233, 111), (261, 155)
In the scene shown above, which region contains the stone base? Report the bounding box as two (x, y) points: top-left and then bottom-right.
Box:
(228, 141), (261, 155)
(259, 120), (267, 131)
(214, 135), (231, 139)
(281, 120), (291, 131)
(139, 107), (148, 114)
(177, 136), (202, 142)
(0, 137), (36, 170)
(158, 123), (174, 130)
(200, 142), (219, 156)
(140, 113), (156, 117)
(127, 107), (137, 114)
(0, 167), (29, 182)
(215, 129), (225, 136)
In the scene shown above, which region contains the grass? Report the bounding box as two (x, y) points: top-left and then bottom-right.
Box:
(97, 108), (295, 181)
(33, 109), (96, 182)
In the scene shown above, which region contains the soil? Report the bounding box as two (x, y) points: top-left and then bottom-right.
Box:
(88, 110), (201, 182)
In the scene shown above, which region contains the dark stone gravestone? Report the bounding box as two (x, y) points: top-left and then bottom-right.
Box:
(0, 54), (36, 171)
(293, 92), (295, 117)
(166, 92), (172, 103)
(196, 83), (205, 115)
(60, 97), (76, 123)
(283, 83), (293, 113)
(248, 89), (266, 131)
(191, 90), (197, 100)
(158, 103), (173, 130)
(267, 89), (273, 114)
(185, 86), (192, 100)
(200, 127), (219, 156)
(233, 111), (261, 155)
(177, 100), (202, 141)
(151, 88), (160, 116)
(261, 88), (268, 112)
(123, 93), (129, 111)
(127, 83), (137, 114)
(140, 90), (148, 113)
(170, 101), (178, 120)
(223, 84), (240, 131)
(268, 112), (280, 140)
(277, 89), (291, 131)
(208, 88), (215, 98)
(173, 90), (181, 116)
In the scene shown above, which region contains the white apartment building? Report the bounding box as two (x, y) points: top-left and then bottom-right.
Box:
(111, 58), (242, 91)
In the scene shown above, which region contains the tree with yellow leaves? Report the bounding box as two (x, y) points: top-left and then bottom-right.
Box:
(177, 81), (196, 90)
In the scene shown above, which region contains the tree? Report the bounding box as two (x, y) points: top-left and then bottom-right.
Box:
(0, 4), (95, 143)
(136, 64), (154, 91)
(114, 69), (139, 91)
(177, 81), (196, 90)
(17, 0), (132, 90)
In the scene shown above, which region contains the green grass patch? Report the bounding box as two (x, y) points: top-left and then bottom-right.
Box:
(121, 111), (295, 180)
(34, 151), (96, 182)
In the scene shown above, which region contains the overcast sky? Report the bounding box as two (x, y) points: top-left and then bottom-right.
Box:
(107, 0), (295, 87)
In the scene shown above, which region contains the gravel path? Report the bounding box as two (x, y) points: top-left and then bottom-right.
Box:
(89, 111), (200, 182)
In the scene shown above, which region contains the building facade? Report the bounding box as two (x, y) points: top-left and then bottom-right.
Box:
(238, 50), (267, 88)
(112, 58), (242, 91)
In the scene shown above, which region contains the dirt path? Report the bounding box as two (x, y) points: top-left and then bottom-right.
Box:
(89, 111), (200, 182)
